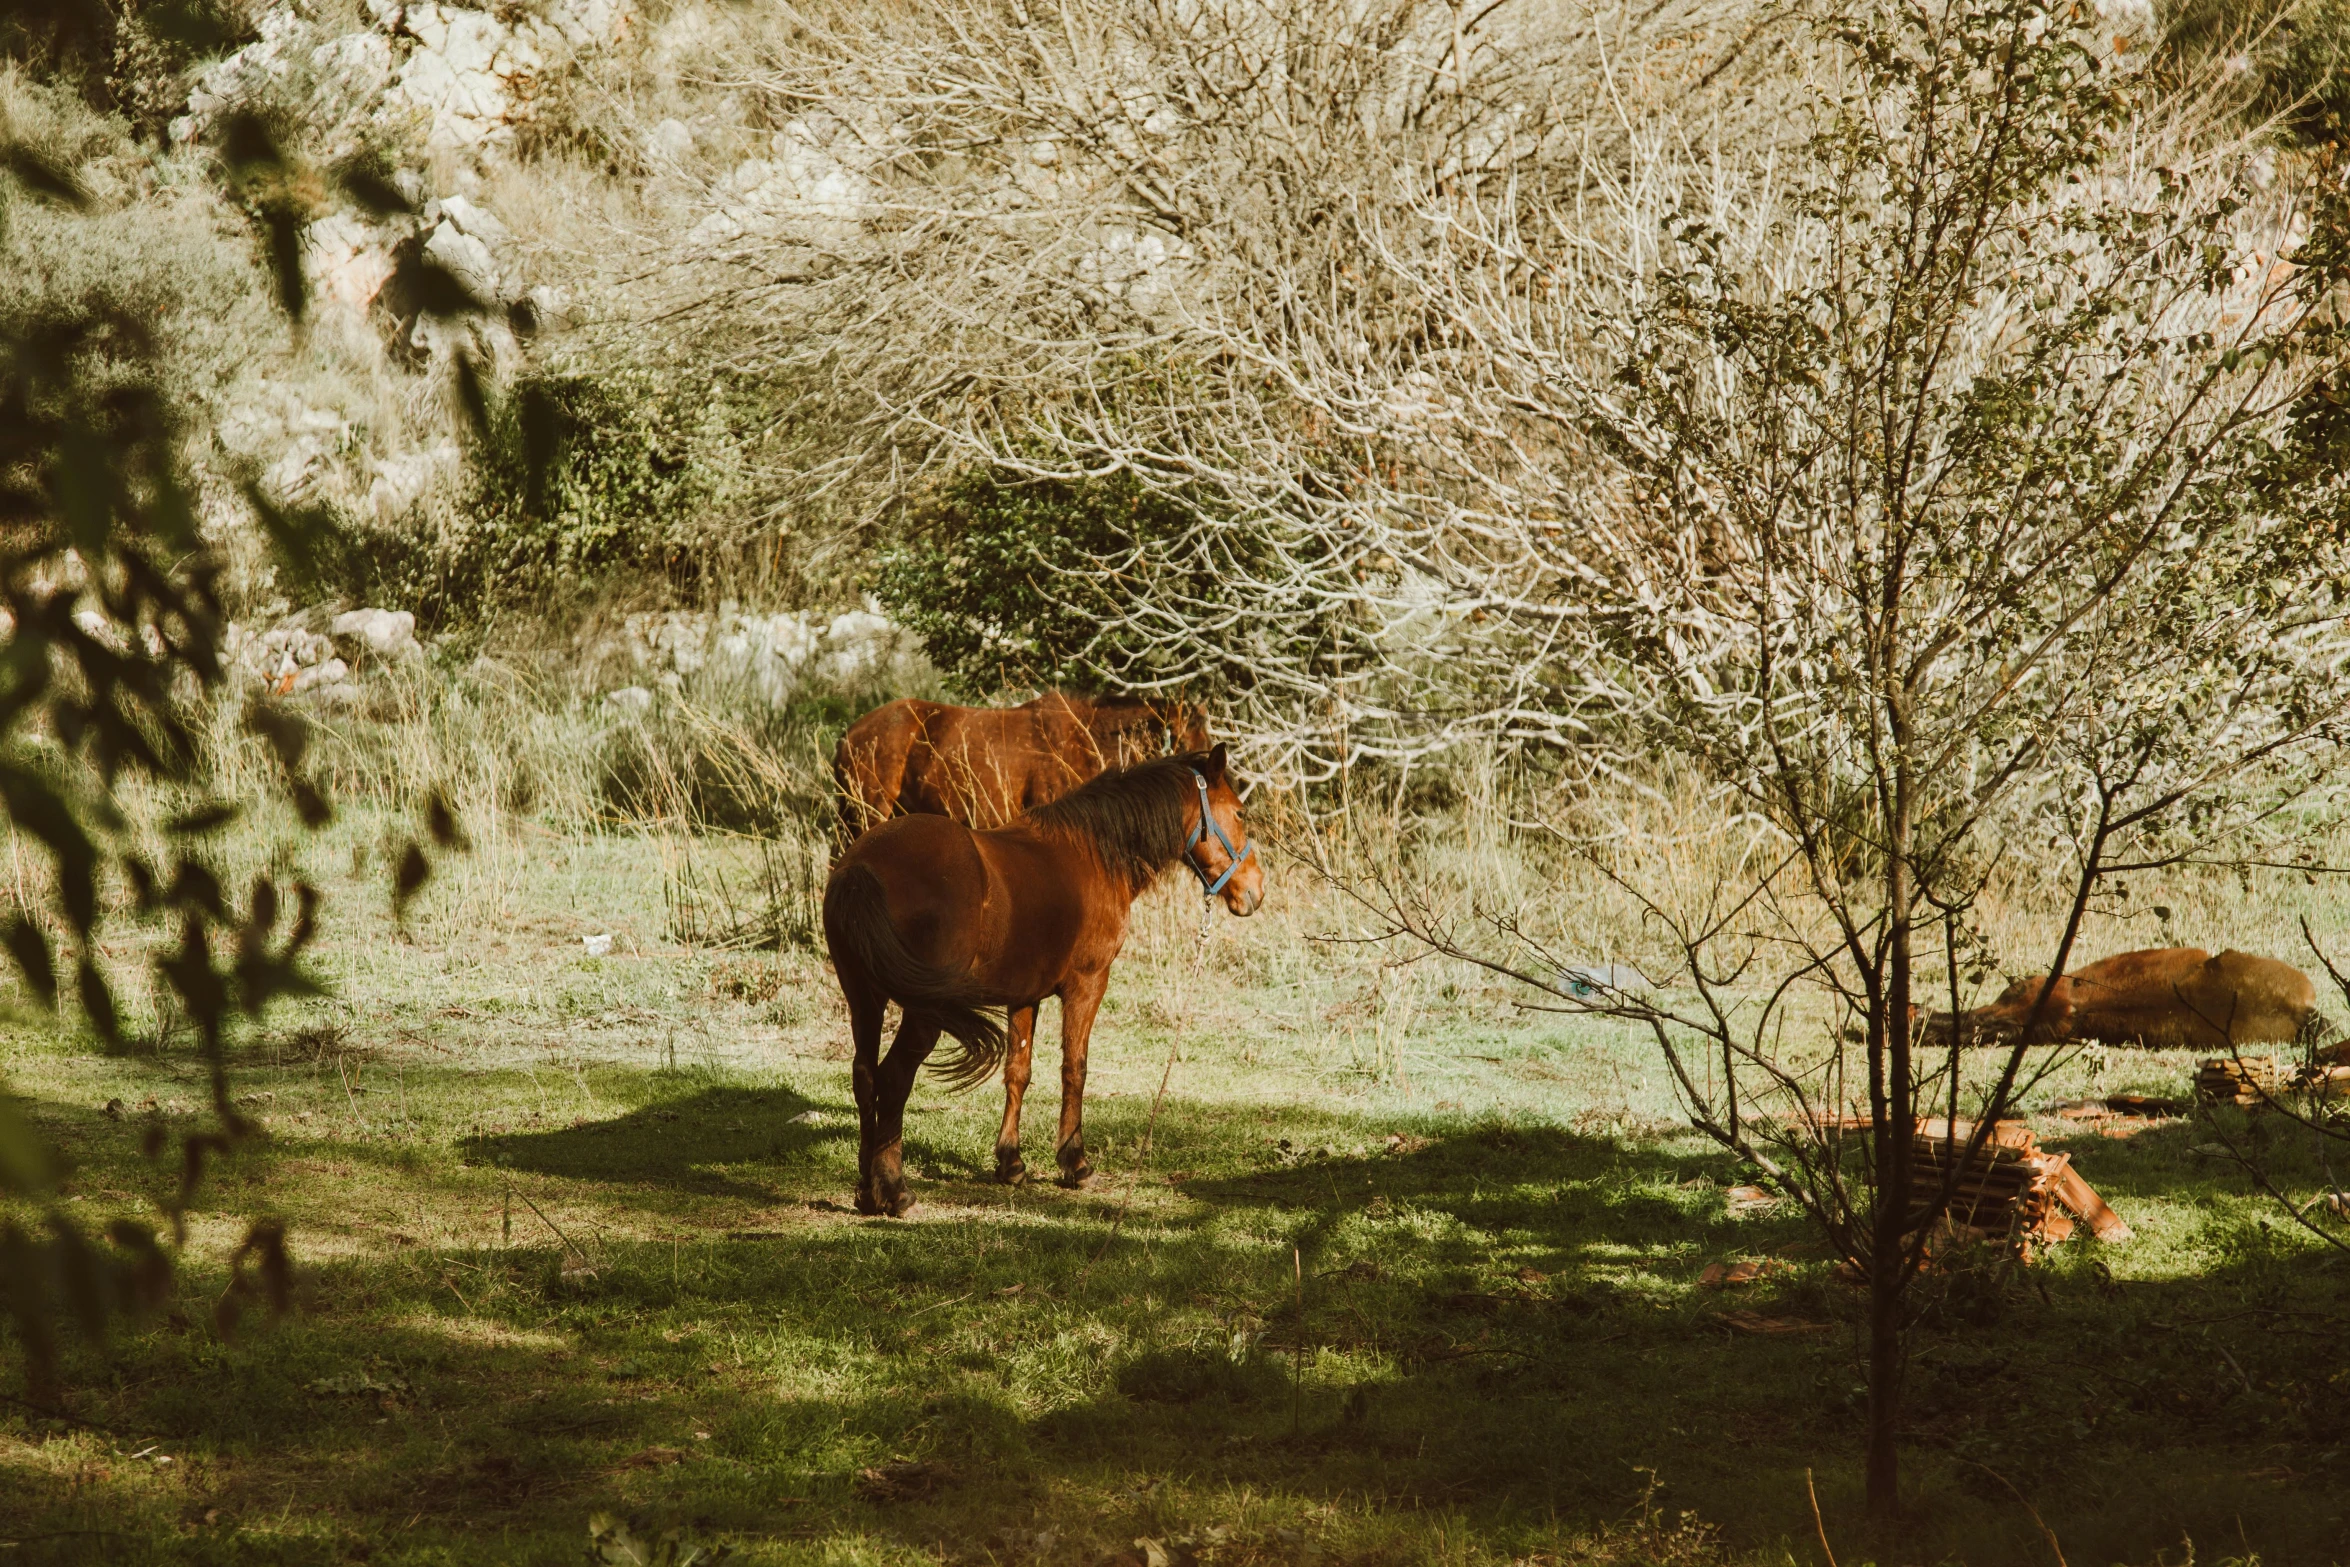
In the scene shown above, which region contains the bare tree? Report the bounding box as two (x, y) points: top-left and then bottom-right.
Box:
(1314, 0), (2350, 1524)
(693, 0), (2350, 1522)
(675, 0), (1799, 767)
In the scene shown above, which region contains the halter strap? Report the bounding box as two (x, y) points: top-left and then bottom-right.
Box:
(1184, 770), (1254, 899)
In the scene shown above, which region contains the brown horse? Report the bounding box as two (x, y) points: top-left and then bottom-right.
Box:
(832, 691), (1211, 837)
(1937, 947), (2321, 1049)
(822, 746), (1262, 1216)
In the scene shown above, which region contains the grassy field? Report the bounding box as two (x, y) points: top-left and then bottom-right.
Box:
(3, 805), (2348, 1566)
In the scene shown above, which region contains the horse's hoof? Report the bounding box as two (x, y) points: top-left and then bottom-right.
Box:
(1056, 1161), (1095, 1189)
(888, 1190), (918, 1217)
(995, 1152), (1029, 1186)
(853, 1191), (887, 1216)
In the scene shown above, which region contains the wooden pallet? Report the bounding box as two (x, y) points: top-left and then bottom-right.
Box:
(2196, 1055), (2280, 1106)
(1907, 1119), (2131, 1244)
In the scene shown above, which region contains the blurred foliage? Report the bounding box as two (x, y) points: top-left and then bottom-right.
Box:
(0, 61), (479, 1400)
(1, 0), (255, 142)
(876, 464), (1366, 699)
(2163, 0), (2350, 143)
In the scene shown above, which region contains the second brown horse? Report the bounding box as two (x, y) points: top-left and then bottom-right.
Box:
(822, 747), (1262, 1216)
(832, 691), (1210, 837)
(1937, 947), (2321, 1048)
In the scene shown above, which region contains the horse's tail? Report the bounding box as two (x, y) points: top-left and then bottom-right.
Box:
(822, 862), (1007, 1090)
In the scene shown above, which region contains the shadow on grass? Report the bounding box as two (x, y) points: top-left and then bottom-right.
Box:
(458, 1084), (847, 1194)
(7, 1100), (2350, 1566)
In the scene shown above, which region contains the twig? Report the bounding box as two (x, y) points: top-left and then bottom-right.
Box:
(1806, 1468), (1839, 1567)
(1958, 1457), (2068, 1567)
(2211, 1340), (2255, 1396)
(512, 1189), (587, 1264)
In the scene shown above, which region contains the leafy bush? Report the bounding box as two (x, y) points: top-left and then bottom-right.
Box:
(874, 464), (1368, 699)
(345, 370), (751, 628)
(1, 0), (255, 142)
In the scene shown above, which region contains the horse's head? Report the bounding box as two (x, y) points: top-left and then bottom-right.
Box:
(1185, 743), (1263, 916)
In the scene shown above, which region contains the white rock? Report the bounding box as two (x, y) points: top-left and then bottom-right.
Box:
(366, 445), (457, 521)
(423, 220), (497, 300)
(582, 933), (615, 957)
(389, 4), (544, 149)
(687, 122), (873, 250)
(309, 29), (393, 102)
(289, 656), (350, 692)
(603, 685), (654, 715)
(307, 214), (396, 312)
(522, 283), (571, 333)
(331, 607), (419, 660)
(430, 192), (510, 247)
(647, 117), (694, 164)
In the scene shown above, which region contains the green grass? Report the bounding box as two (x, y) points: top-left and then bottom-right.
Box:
(3, 813), (2348, 1565)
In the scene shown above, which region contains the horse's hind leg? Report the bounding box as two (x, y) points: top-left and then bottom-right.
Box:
(994, 1003), (1039, 1185)
(845, 983), (888, 1215)
(869, 1012), (942, 1217)
(1054, 971), (1110, 1188)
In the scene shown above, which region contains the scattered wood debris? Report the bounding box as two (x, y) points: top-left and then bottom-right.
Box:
(854, 1459), (956, 1504)
(2055, 1093), (2184, 1121)
(1715, 1310), (1831, 1336)
(2297, 1063), (2350, 1100)
(2196, 1055), (2281, 1106)
(1725, 1184), (1779, 1216)
(1700, 1260), (1763, 1288)
(2053, 1094), (2182, 1138)
(613, 1445), (684, 1471)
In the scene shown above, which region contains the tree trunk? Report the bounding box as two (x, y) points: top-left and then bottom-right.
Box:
(1868, 700), (1916, 1522)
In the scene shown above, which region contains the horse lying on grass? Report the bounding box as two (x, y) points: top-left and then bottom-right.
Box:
(823, 746), (1261, 1217)
(1931, 947), (2324, 1050)
(832, 691), (1210, 837)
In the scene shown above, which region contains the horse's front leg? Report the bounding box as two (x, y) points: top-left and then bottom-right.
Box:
(867, 1013), (941, 1217)
(994, 1003), (1039, 1184)
(1054, 970), (1110, 1188)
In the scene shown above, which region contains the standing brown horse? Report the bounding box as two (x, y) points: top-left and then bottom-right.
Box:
(822, 746), (1262, 1216)
(832, 691), (1211, 837)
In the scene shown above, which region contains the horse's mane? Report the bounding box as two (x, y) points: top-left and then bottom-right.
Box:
(1023, 754), (1204, 888)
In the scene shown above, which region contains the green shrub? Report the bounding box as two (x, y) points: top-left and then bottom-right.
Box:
(345, 369), (751, 628)
(874, 464), (1367, 699)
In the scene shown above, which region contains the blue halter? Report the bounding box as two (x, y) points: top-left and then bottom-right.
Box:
(1185, 770), (1254, 899)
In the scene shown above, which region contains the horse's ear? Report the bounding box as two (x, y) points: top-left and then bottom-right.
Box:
(1206, 742), (1228, 780)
